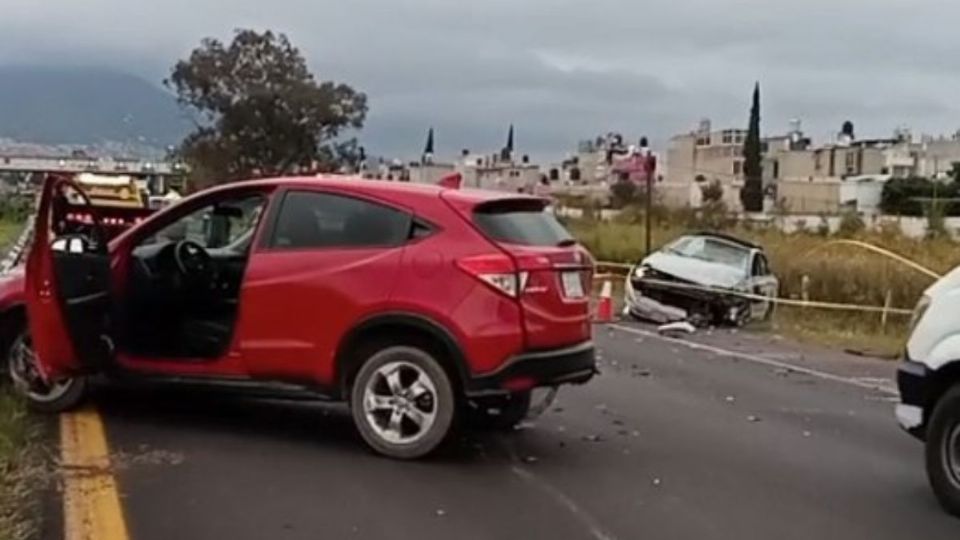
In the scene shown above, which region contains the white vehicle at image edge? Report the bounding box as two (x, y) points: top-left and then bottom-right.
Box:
(897, 263), (960, 517)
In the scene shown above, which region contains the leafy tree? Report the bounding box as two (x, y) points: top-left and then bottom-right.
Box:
(610, 180), (638, 209)
(166, 29), (368, 187)
(880, 176), (960, 216)
(740, 82), (763, 212)
(691, 180), (729, 230)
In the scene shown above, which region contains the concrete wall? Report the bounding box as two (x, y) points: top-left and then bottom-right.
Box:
(473, 165), (540, 192)
(777, 214), (960, 239)
(778, 179), (841, 214)
(409, 163), (456, 185)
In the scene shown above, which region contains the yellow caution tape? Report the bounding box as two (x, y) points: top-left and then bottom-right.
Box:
(802, 240), (942, 281)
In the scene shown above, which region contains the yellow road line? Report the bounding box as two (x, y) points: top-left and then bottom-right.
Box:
(60, 406), (129, 540)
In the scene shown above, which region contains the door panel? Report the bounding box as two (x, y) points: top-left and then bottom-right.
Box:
(25, 176), (113, 380)
(232, 189), (412, 385)
(234, 248), (404, 384)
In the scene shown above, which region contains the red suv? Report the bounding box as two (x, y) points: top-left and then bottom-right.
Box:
(3, 175), (596, 458)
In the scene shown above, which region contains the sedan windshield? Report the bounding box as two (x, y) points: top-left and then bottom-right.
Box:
(664, 236), (751, 270)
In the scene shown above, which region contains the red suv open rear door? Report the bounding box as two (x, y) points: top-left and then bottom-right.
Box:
(24, 175), (114, 381)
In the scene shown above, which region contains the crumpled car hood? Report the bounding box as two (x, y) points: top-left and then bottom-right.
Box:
(641, 251), (745, 289)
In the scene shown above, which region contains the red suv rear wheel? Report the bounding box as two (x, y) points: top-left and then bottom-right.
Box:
(350, 345), (455, 459)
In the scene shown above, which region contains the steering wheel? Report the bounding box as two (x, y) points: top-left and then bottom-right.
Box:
(173, 240), (214, 283)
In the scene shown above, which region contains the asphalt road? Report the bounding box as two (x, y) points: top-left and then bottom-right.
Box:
(84, 323), (958, 539)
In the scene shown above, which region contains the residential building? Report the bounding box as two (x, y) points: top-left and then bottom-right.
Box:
(663, 119), (754, 210)
(667, 117), (960, 215)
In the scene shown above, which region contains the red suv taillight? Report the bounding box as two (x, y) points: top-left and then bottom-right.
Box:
(456, 253), (552, 298)
(457, 254), (521, 298)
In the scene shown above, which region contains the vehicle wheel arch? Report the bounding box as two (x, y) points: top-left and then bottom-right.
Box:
(335, 312), (468, 401)
(925, 360), (960, 434)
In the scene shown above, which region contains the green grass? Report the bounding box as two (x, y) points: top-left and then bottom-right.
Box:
(0, 222), (18, 253)
(569, 209), (959, 357)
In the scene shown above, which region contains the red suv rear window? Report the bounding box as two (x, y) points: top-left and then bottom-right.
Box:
(473, 200), (573, 247)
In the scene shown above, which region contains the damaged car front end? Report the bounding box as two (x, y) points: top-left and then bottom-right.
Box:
(624, 233), (778, 327)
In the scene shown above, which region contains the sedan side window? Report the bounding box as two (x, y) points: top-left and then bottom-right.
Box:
(752, 254), (770, 276)
(270, 191), (412, 249)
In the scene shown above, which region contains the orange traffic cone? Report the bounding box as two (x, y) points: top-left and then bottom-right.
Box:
(595, 278), (613, 323)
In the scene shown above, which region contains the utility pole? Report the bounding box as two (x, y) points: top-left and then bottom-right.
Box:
(640, 137), (657, 257)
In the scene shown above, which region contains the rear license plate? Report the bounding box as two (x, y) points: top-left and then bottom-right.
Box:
(561, 271), (585, 298)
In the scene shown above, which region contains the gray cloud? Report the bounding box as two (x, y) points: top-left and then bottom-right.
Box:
(1, 0), (959, 160)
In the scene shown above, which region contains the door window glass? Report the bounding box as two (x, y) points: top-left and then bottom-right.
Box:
(752, 254), (770, 276)
(270, 191), (411, 249)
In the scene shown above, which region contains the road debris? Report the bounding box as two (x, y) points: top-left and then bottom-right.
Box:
(582, 434), (604, 443)
(652, 478), (662, 487)
(724, 395), (736, 403)
(747, 415), (762, 423)
(522, 456), (539, 464)
(435, 509), (446, 517)
(658, 321), (697, 336)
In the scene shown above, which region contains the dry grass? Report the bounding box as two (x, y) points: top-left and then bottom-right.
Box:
(0, 390), (46, 540)
(568, 211), (960, 357)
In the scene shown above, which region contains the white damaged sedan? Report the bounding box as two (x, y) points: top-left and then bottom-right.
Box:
(624, 232), (779, 326)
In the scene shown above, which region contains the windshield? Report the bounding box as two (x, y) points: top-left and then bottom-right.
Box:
(663, 236), (751, 270)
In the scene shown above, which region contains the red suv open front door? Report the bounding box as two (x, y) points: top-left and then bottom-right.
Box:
(24, 175), (114, 381)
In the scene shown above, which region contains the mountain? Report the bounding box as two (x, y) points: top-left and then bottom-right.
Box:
(0, 66), (191, 147)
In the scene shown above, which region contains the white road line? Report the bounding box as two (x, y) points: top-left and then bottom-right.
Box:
(510, 467), (618, 540)
(608, 324), (899, 397)
(495, 437), (618, 540)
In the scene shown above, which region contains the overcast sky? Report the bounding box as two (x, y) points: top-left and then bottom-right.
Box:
(3, 0), (959, 160)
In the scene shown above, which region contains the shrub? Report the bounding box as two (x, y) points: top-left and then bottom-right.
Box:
(609, 180), (638, 209)
(837, 210), (865, 237)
